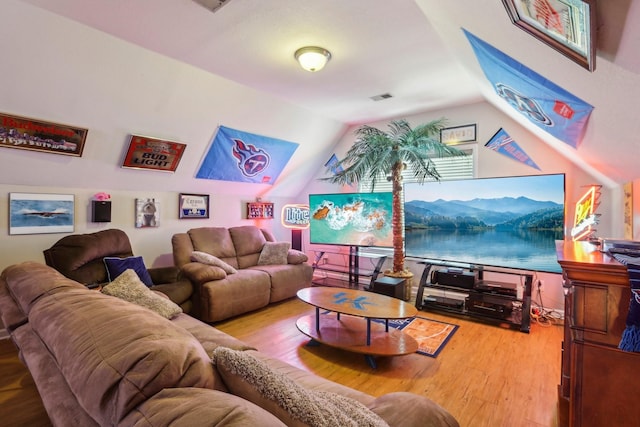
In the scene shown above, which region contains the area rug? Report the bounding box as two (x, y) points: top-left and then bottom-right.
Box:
(377, 316), (458, 358)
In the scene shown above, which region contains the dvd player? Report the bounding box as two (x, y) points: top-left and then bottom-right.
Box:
(422, 295), (464, 309)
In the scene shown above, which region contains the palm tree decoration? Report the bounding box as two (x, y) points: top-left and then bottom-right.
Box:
(322, 118), (465, 275)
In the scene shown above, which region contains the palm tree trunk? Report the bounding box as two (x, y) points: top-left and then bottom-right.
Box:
(391, 160), (405, 272)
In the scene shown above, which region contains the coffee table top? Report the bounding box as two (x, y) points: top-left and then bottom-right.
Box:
(297, 287), (417, 319)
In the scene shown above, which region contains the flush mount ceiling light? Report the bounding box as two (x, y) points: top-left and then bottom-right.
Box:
(294, 46), (332, 72)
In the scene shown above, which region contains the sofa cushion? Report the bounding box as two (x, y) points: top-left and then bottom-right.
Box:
(181, 262), (227, 283)
(258, 242), (291, 265)
(213, 347), (389, 427)
(101, 269), (183, 319)
(367, 392), (460, 427)
(104, 256), (154, 287)
(191, 251), (238, 274)
(229, 226), (268, 269)
(188, 227), (238, 266)
(29, 289), (217, 426)
(122, 388), (287, 427)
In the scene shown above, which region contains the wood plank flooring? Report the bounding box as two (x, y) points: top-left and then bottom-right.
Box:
(0, 297), (563, 427)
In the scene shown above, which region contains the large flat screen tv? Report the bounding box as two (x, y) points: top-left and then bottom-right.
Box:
(309, 192), (394, 247)
(404, 174), (565, 273)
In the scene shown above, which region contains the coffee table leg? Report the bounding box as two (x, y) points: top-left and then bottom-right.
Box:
(365, 355), (377, 369)
(385, 319), (389, 332)
(315, 306), (320, 332)
(366, 318), (371, 346)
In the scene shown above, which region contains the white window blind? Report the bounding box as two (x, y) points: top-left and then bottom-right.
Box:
(359, 148), (474, 193)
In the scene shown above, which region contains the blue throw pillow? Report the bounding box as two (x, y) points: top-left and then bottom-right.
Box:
(103, 256), (154, 287)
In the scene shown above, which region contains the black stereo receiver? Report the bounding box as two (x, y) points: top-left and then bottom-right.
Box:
(466, 294), (512, 319)
(431, 268), (477, 290)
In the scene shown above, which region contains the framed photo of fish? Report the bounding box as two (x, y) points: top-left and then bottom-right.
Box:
(122, 135), (186, 172)
(9, 193), (75, 235)
(0, 112), (87, 157)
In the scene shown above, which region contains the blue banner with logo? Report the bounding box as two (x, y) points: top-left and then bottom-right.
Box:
(196, 126), (299, 184)
(485, 128), (540, 170)
(464, 29), (593, 148)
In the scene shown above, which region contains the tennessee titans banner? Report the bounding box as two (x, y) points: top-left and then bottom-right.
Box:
(485, 128), (540, 170)
(196, 126), (299, 184)
(463, 29), (593, 148)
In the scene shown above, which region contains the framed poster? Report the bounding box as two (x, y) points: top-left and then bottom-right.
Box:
(440, 124), (477, 145)
(135, 198), (160, 228)
(502, 0), (596, 71)
(9, 193), (74, 235)
(122, 135), (186, 172)
(0, 112), (87, 156)
(179, 193), (210, 219)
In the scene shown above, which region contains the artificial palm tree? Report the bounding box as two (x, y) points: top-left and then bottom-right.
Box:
(322, 118), (465, 276)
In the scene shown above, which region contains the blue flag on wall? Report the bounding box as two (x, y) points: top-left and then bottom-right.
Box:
(485, 128), (540, 170)
(463, 29), (593, 148)
(196, 126), (299, 184)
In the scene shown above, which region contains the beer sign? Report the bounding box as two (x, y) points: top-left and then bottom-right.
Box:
(122, 134), (186, 172)
(571, 185), (601, 241)
(281, 204), (310, 229)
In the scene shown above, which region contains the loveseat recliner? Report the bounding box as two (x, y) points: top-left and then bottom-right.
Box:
(43, 228), (193, 313)
(172, 225), (313, 322)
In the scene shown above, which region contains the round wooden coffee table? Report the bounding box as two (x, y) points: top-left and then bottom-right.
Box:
(296, 287), (418, 368)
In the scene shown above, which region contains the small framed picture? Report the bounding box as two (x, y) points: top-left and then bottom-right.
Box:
(9, 193), (75, 235)
(440, 124), (477, 145)
(135, 198), (160, 228)
(179, 193), (210, 219)
(122, 135), (186, 172)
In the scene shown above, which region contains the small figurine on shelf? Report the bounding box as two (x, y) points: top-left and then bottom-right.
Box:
(93, 192), (111, 201)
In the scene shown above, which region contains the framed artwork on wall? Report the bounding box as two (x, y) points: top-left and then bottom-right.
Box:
(9, 193), (75, 235)
(135, 198), (160, 228)
(122, 135), (186, 172)
(440, 124), (477, 145)
(502, 0), (596, 71)
(179, 193), (210, 219)
(0, 112), (87, 157)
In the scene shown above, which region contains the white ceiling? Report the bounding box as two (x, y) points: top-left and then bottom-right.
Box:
(17, 0), (640, 186)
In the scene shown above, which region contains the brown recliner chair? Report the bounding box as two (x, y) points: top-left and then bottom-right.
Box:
(43, 228), (193, 313)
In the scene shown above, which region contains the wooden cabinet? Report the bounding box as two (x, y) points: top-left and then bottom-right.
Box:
(556, 240), (640, 427)
(246, 202), (274, 219)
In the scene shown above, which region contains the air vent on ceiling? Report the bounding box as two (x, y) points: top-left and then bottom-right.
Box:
(370, 93), (393, 101)
(192, 0), (233, 13)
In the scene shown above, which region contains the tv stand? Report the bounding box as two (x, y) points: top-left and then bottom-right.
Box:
(415, 260), (532, 333)
(311, 246), (386, 289)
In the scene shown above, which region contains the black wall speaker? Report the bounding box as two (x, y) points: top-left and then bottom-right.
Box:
(291, 229), (302, 251)
(92, 200), (112, 223)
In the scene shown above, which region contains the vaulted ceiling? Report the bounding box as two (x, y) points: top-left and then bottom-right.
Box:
(17, 0), (640, 186)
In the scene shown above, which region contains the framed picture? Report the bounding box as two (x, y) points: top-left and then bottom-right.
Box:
(440, 124), (477, 145)
(122, 135), (186, 172)
(9, 193), (74, 235)
(135, 198), (160, 228)
(179, 193), (210, 219)
(502, 0), (596, 71)
(0, 112), (87, 157)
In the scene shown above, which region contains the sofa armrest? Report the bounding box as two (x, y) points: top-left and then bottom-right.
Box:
(181, 262), (227, 284)
(147, 266), (180, 284)
(367, 392), (459, 427)
(287, 249), (309, 265)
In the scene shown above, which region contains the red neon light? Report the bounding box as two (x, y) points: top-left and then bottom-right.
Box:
(572, 186), (599, 241)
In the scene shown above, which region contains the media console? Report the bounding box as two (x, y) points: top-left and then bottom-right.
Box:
(311, 246), (386, 289)
(415, 260), (533, 333)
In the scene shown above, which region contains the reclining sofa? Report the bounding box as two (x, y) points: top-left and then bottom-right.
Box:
(0, 262), (459, 427)
(43, 228), (193, 313)
(172, 225), (313, 322)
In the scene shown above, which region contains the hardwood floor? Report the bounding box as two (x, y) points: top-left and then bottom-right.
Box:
(0, 298), (563, 427)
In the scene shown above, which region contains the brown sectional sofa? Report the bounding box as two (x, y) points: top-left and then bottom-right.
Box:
(0, 262), (459, 427)
(172, 225), (313, 322)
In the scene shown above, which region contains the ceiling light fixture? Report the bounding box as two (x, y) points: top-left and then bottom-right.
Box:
(294, 46), (332, 72)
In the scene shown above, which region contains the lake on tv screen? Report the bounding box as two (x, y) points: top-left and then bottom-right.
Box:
(405, 229), (562, 273)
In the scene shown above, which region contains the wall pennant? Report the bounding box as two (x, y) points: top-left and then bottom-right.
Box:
(196, 126), (298, 185)
(485, 128), (540, 171)
(463, 29), (593, 148)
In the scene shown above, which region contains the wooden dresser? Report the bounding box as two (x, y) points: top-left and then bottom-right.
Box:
(556, 240), (640, 427)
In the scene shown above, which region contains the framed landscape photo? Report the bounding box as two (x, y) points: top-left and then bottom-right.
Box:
(0, 112), (87, 157)
(9, 193), (75, 235)
(122, 135), (186, 172)
(502, 0), (596, 71)
(440, 124), (477, 145)
(179, 193), (210, 219)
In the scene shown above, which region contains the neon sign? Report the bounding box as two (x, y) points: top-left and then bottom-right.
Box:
(571, 185), (601, 241)
(281, 204), (310, 229)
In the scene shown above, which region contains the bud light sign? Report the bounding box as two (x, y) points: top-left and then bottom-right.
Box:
(281, 204), (310, 229)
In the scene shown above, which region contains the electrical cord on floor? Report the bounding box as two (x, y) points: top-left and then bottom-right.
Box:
(530, 281), (563, 327)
